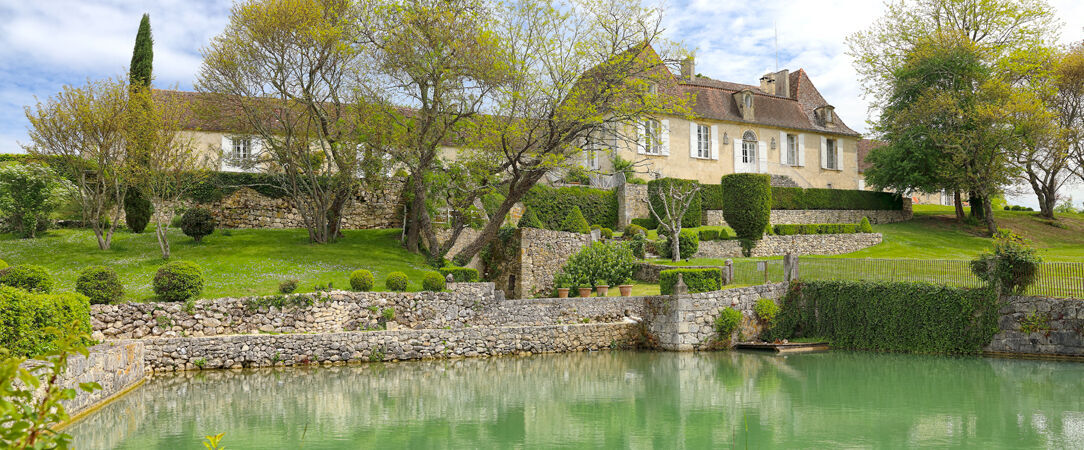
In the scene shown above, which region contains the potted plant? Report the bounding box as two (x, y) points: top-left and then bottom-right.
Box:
(576, 278), (592, 298)
(594, 279), (609, 297)
(554, 273), (570, 298)
(618, 278), (633, 296)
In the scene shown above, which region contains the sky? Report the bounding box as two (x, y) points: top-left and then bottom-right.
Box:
(1, 0), (1083, 207)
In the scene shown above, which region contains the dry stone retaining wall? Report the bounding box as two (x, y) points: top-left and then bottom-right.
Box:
(985, 295), (1084, 357)
(643, 283), (788, 351)
(488, 228), (592, 299)
(704, 207), (910, 227)
(197, 184), (402, 230)
(28, 342), (146, 415)
(694, 233), (882, 258)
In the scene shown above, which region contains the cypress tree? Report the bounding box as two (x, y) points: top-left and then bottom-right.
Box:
(125, 13), (154, 233)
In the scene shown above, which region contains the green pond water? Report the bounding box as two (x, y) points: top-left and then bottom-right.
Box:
(67, 351), (1084, 449)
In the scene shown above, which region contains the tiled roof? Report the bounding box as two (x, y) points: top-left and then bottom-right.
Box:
(857, 138), (884, 173)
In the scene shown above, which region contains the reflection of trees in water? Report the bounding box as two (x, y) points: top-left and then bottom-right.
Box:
(67, 351), (1084, 448)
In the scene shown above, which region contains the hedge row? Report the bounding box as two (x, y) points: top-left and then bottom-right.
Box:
(660, 268), (723, 295)
(772, 224), (859, 235)
(522, 184), (618, 230)
(187, 171), (289, 203)
(700, 184), (725, 211)
(770, 187), (902, 210)
(766, 281), (1000, 354)
(647, 178), (701, 228)
(0, 286), (91, 357)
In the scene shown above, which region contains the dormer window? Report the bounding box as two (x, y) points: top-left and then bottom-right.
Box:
(816, 105), (836, 125)
(647, 83), (658, 95)
(744, 93), (753, 109)
(735, 89), (756, 121)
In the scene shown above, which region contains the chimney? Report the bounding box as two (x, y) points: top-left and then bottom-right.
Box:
(760, 70), (791, 97)
(759, 75), (774, 93)
(681, 56), (695, 79)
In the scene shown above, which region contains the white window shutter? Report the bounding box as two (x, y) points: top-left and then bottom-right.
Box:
(733, 139), (741, 172)
(797, 134), (806, 167)
(859, 179), (866, 190)
(779, 131), (788, 165)
(758, 141), (768, 173)
(660, 119), (670, 156)
(836, 140), (844, 171)
(637, 121), (646, 155)
(710, 125), (719, 160)
(220, 136), (231, 170)
(820, 136), (828, 169)
(689, 122), (698, 158)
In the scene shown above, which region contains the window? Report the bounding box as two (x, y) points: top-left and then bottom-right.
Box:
(696, 124), (710, 158)
(744, 93), (753, 109)
(827, 183), (833, 189)
(645, 119), (661, 154)
(826, 139), (837, 169)
(647, 83), (658, 95)
(742, 130), (757, 164)
(825, 108), (833, 123)
(786, 134), (797, 166)
(232, 137), (252, 160)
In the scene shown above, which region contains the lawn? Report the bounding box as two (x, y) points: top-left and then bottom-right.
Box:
(0, 228), (436, 301)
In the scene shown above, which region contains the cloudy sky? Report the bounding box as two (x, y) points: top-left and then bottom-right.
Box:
(2, 0), (1082, 206)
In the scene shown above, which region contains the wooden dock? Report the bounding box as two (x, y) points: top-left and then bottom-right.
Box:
(735, 342), (830, 354)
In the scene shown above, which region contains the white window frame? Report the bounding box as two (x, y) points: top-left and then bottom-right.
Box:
(696, 124), (710, 159)
(786, 134), (798, 166)
(741, 131), (757, 164)
(232, 137), (252, 161)
(222, 135), (260, 173)
(645, 119), (661, 155)
(826, 138), (838, 170)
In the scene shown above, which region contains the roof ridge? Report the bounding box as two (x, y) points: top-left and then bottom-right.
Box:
(680, 81), (799, 101)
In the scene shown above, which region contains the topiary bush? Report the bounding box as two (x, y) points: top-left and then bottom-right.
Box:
(647, 178), (702, 228)
(422, 272), (446, 291)
(560, 206), (591, 234)
(153, 261), (204, 302)
(124, 188), (152, 233)
(699, 229), (719, 241)
(517, 207), (543, 229)
(0, 264), (53, 293)
(385, 272), (408, 292)
(350, 269), (375, 291)
(656, 229), (699, 260)
(659, 268), (722, 294)
(622, 223), (647, 239)
(279, 279), (299, 294)
(522, 184), (618, 229)
(700, 184), (725, 210)
(859, 217), (873, 233)
(180, 207), (216, 242)
(754, 298), (780, 327)
(439, 266), (479, 282)
(771, 186), (902, 210)
(719, 174), (771, 242)
(714, 307), (742, 341)
(558, 241), (636, 288)
(0, 286), (91, 357)
(75, 265), (123, 305)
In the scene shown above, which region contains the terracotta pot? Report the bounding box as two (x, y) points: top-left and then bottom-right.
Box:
(595, 285), (609, 297)
(557, 288), (570, 298)
(578, 287), (593, 297)
(618, 285), (633, 296)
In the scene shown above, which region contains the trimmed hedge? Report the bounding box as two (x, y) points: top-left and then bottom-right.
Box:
(767, 281), (1000, 354)
(385, 272), (409, 291)
(656, 229), (699, 260)
(700, 184), (725, 211)
(560, 206), (591, 234)
(719, 174), (771, 241)
(660, 268), (722, 295)
(630, 217), (655, 229)
(350, 269), (375, 291)
(517, 207), (543, 229)
(181, 208), (216, 242)
(772, 223), (859, 235)
(771, 187), (902, 210)
(647, 178), (701, 228)
(439, 266), (479, 282)
(698, 228), (730, 241)
(522, 184), (618, 229)
(422, 272), (446, 291)
(187, 171), (289, 203)
(76, 265), (123, 304)
(153, 261), (204, 302)
(0, 264), (54, 293)
(622, 224), (647, 238)
(0, 286), (91, 357)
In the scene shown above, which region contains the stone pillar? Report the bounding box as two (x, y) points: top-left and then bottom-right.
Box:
(616, 182), (630, 229)
(783, 253), (799, 282)
(724, 259), (734, 285)
(673, 273), (688, 296)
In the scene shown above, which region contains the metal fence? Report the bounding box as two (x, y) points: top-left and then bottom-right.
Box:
(1026, 262), (1084, 299)
(732, 259), (785, 286)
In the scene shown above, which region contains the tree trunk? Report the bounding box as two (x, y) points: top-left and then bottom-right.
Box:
(405, 172), (426, 253)
(156, 222), (171, 260)
(982, 196), (997, 236)
(969, 193), (985, 220)
(953, 190), (964, 222)
(670, 226), (681, 262)
(451, 172), (546, 265)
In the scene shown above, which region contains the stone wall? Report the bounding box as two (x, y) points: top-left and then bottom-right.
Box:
(985, 295), (1084, 357)
(643, 283), (788, 351)
(138, 322), (640, 371)
(616, 183), (649, 229)
(26, 342), (146, 415)
(487, 228), (593, 299)
(693, 233), (882, 258)
(703, 206), (911, 227)
(197, 184), (402, 230)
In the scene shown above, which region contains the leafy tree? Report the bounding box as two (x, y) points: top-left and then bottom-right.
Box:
(125, 13), (155, 233)
(0, 163), (71, 238)
(24, 77), (132, 250)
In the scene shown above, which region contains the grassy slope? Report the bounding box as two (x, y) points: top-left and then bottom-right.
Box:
(0, 228), (434, 301)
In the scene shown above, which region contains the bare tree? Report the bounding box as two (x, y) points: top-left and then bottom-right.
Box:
(23, 77), (131, 250)
(646, 179), (700, 261)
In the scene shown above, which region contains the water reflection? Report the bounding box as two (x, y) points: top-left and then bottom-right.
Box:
(68, 351), (1084, 449)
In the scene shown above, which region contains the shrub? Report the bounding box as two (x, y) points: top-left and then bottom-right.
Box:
(754, 298), (780, 326)
(597, 226), (614, 239)
(350, 269), (375, 291)
(770, 187), (902, 210)
(560, 206), (591, 234)
(124, 188), (152, 233)
(180, 208), (216, 242)
(859, 217), (873, 233)
(660, 268), (722, 294)
(627, 234), (646, 259)
(630, 217), (655, 230)
(970, 230), (1041, 295)
(714, 307), (742, 341)
(766, 280), (999, 354)
(772, 224), (858, 235)
(700, 184), (725, 210)
(647, 178), (702, 228)
(628, 177), (647, 184)
(0, 264), (53, 293)
(279, 279), (299, 294)
(558, 241), (636, 288)
(719, 174), (771, 241)
(622, 223), (647, 239)
(656, 229), (699, 260)
(0, 259), (6, 270)
(517, 207), (543, 229)
(481, 191), (506, 219)
(385, 272), (409, 291)
(522, 184), (618, 229)
(439, 266), (479, 282)
(75, 265), (123, 304)
(563, 167), (591, 184)
(0, 286), (91, 357)
(698, 229), (719, 241)
(422, 272), (446, 291)
(153, 261), (204, 302)
(0, 162), (70, 238)
(739, 239), (757, 257)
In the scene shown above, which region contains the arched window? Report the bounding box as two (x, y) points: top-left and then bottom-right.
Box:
(741, 131), (757, 164)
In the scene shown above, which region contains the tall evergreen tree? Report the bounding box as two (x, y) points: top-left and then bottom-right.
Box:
(125, 13), (154, 233)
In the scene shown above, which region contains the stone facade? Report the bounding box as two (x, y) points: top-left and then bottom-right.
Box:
(487, 228), (593, 298)
(643, 283), (788, 351)
(985, 295), (1084, 357)
(616, 183), (649, 229)
(693, 233), (882, 258)
(703, 204), (911, 227)
(196, 184), (402, 230)
(137, 323), (640, 372)
(25, 342), (147, 415)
